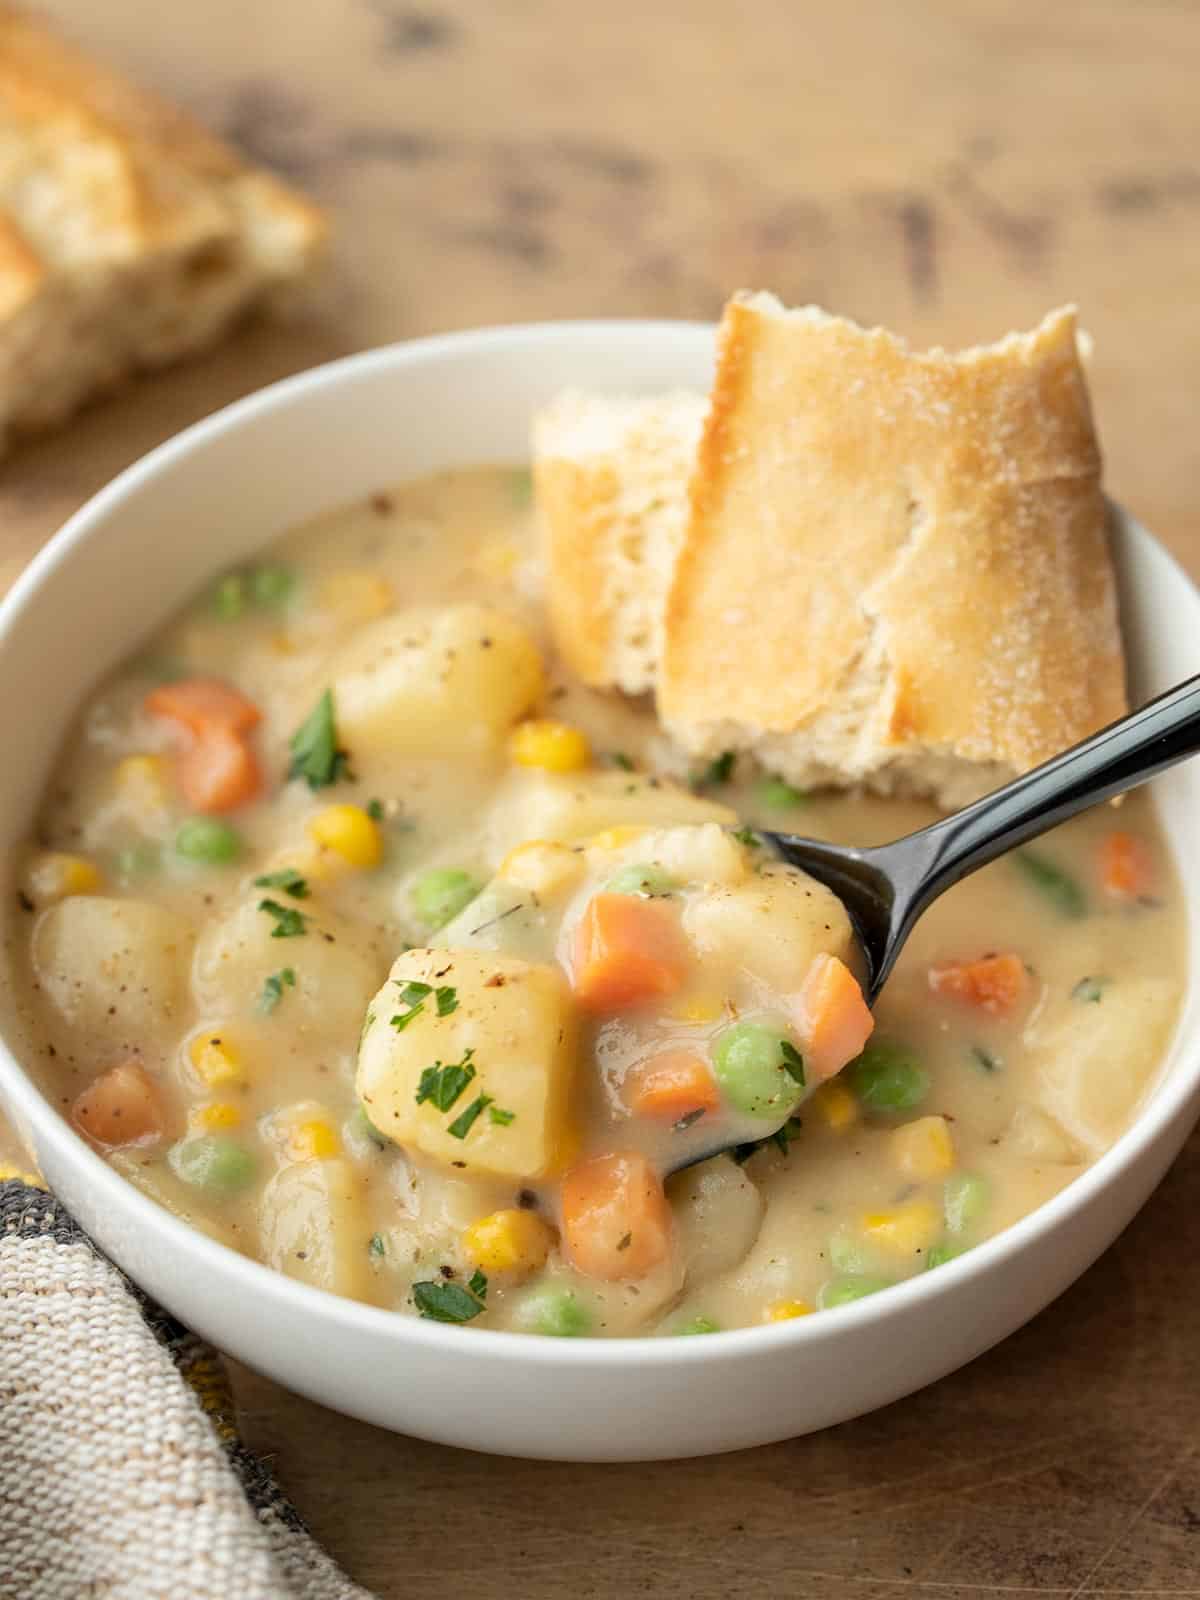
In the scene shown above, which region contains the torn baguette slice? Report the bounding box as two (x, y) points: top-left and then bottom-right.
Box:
(534, 388), (706, 694)
(0, 6), (327, 453)
(658, 294), (1126, 808)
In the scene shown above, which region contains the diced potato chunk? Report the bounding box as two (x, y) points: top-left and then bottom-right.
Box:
(328, 605), (543, 757)
(593, 823), (748, 890)
(260, 1158), (382, 1304)
(682, 864), (856, 995)
(669, 1155), (764, 1285)
(33, 897), (192, 1050)
(356, 948), (578, 1179)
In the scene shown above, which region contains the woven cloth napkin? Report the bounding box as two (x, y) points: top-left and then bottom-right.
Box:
(0, 1170), (374, 1600)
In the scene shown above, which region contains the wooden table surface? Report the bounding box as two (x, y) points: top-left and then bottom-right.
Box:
(5, 2), (1200, 1594)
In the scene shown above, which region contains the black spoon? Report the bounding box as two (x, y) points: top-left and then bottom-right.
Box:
(672, 671), (1200, 1171)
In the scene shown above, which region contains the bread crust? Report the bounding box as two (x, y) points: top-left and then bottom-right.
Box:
(659, 295), (1125, 800)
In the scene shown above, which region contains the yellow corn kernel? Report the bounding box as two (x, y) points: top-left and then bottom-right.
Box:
(498, 839), (584, 897)
(189, 1032), (244, 1088)
(861, 1200), (941, 1258)
(462, 1208), (555, 1276)
(189, 1101), (243, 1133)
(474, 540), (518, 580)
(892, 1115), (955, 1181)
(509, 719), (591, 774)
(307, 804), (383, 869)
(588, 825), (648, 852)
(665, 991), (725, 1024)
(115, 754), (169, 812)
(25, 852), (102, 905)
(320, 570), (394, 623)
(286, 1119), (340, 1161)
(763, 1298), (813, 1322)
(812, 1082), (859, 1132)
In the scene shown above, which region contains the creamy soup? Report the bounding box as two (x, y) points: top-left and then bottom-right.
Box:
(8, 467), (1184, 1336)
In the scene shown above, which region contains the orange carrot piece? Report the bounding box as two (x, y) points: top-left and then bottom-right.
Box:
(572, 893), (688, 1012)
(792, 953), (874, 1081)
(626, 1050), (721, 1123)
(561, 1152), (673, 1281)
(176, 728), (263, 814)
(72, 1061), (165, 1149)
(1099, 832), (1153, 901)
(145, 676), (261, 736)
(928, 952), (1028, 1016)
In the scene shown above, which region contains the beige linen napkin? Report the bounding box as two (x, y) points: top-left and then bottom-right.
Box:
(0, 1172), (371, 1600)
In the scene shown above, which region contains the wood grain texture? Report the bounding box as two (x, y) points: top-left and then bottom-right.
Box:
(3, 1), (1199, 1594)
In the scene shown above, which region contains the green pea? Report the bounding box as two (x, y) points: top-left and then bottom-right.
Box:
(925, 1242), (961, 1271)
(817, 1274), (893, 1309)
(676, 1316), (720, 1336)
(213, 573), (246, 621)
(251, 565), (295, 608)
(410, 867), (481, 929)
(848, 1041), (929, 1113)
(711, 1022), (806, 1119)
(605, 862), (678, 897)
(944, 1172), (989, 1236)
(116, 842), (159, 879)
(513, 1286), (590, 1337)
(169, 1136), (256, 1193)
(755, 775), (808, 810)
(175, 818), (243, 864)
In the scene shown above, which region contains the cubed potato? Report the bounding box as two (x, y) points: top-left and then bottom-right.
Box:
(260, 1158), (383, 1304)
(1003, 1103), (1080, 1165)
(192, 898), (384, 1054)
(329, 604), (543, 757)
(595, 823), (748, 891)
(1030, 977), (1178, 1154)
(681, 864), (855, 996)
(33, 897), (192, 1052)
(669, 1155), (764, 1285)
(356, 948), (578, 1179)
(480, 769), (735, 868)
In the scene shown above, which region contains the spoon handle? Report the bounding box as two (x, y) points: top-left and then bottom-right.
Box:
(877, 670), (1200, 954)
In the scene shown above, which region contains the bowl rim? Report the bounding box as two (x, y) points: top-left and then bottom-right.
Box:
(1, 317), (1196, 1369)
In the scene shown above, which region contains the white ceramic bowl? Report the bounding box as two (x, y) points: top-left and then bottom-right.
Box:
(0, 323), (1197, 1462)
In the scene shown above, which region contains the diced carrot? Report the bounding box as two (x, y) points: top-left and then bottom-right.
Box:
(177, 728), (263, 814)
(791, 953), (874, 1081)
(626, 1050), (721, 1122)
(572, 893), (688, 1012)
(145, 677), (261, 737)
(561, 1152), (673, 1281)
(72, 1061), (165, 1149)
(1099, 832), (1153, 901)
(928, 952), (1027, 1016)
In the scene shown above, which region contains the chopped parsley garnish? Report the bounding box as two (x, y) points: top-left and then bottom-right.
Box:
(415, 1050), (476, 1112)
(970, 1045), (1000, 1072)
(288, 689), (353, 790)
(731, 825), (762, 849)
(391, 980), (456, 1030)
(368, 1233), (386, 1259)
(1014, 850), (1086, 918)
(448, 1093), (493, 1140)
(1072, 975), (1110, 1003)
(435, 986), (458, 1016)
(733, 1117), (803, 1165)
(780, 1040), (806, 1086)
(258, 899), (309, 938)
(694, 750), (735, 789)
(253, 867), (310, 899)
(607, 752), (635, 772)
(412, 1277), (486, 1324)
(489, 1106), (515, 1126)
(467, 1268), (488, 1300)
(365, 797), (385, 822)
(258, 967), (296, 1013)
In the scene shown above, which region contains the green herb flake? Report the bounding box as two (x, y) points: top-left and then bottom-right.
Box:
(213, 573), (246, 621)
(414, 1051), (477, 1112)
(780, 1040), (806, 1086)
(731, 825), (762, 849)
(258, 899), (309, 939)
(970, 1045), (1000, 1073)
(253, 867), (310, 900)
(1072, 975), (1110, 1004)
(694, 750), (735, 789)
(412, 1278), (486, 1324)
(607, 752), (635, 772)
(1014, 850), (1087, 919)
(288, 689), (353, 790)
(448, 1093), (493, 1140)
(489, 1106), (515, 1126)
(366, 798), (385, 822)
(259, 967), (297, 1013)
(391, 980), (432, 1032)
(435, 986), (458, 1017)
(368, 1232), (386, 1259)
(467, 1268), (488, 1300)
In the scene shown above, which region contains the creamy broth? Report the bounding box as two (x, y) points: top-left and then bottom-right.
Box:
(10, 466), (1185, 1336)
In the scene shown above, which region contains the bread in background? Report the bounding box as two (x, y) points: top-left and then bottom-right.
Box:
(0, 5), (327, 454)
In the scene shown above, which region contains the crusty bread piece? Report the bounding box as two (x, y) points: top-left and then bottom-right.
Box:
(659, 294), (1125, 806)
(534, 388), (706, 694)
(0, 6), (326, 453)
